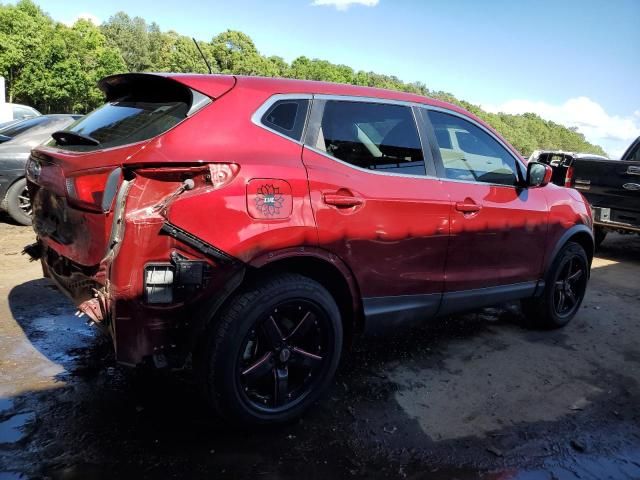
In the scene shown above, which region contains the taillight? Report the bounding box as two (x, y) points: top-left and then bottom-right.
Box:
(66, 168), (121, 212)
(564, 166), (575, 188)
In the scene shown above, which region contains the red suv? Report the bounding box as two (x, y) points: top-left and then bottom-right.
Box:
(26, 73), (593, 424)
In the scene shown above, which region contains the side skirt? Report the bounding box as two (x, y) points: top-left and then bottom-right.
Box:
(362, 281), (539, 334)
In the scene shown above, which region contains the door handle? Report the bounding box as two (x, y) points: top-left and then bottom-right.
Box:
(323, 193), (364, 207)
(455, 201), (481, 213)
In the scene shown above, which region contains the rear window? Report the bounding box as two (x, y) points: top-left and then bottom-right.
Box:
(49, 76), (209, 152)
(50, 100), (189, 152)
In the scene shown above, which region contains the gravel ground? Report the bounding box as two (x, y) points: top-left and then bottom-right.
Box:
(0, 218), (639, 479)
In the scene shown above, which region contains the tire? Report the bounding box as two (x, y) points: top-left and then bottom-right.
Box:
(5, 178), (32, 226)
(521, 242), (589, 329)
(594, 227), (607, 250)
(200, 273), (342, 425)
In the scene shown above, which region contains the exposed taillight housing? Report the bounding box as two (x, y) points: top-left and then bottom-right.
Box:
(65, 168), (122, 212)
(564, 165), (575, 188)
(209, 163), (240, 189)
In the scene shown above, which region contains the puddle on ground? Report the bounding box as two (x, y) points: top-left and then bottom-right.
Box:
(488, 448), (640, 479)
(0, 473), (28, 480)
(0, 412), (35, 444)
(0, 398), (13, 415)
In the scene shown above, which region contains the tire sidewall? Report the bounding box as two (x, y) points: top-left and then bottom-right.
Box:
(209, 276), (342, 425)
(6, 178), (32, 226)
(543, 242), (588, 327)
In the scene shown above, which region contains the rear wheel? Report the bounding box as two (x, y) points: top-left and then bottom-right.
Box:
(522, 242), (588, 329)
(5, 178), (32, 226)
(201, 273), (342, 425)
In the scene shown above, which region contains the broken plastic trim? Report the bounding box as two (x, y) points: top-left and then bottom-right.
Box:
(160, 222), (239, 265)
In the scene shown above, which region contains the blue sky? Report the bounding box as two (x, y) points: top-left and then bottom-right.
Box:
(33, 0), (640, 156)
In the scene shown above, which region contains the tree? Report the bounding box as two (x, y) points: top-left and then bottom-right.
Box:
(0, 2), (125, 113)
(0, 1), (609, 156)
(101, 12), (151, 72)
(0, 0), (51, 102)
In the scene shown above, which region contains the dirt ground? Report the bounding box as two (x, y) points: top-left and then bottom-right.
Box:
(0, 218), (639, 479)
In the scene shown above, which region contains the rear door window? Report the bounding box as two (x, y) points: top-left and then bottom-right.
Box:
(311, 100), (426, 175)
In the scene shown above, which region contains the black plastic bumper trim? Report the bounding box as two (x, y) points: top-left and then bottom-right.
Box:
(160, 222), (240, 265)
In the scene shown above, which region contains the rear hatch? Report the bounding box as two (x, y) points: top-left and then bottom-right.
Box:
(28, 73), (234, 267)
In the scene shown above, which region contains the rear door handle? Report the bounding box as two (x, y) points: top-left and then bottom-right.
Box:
(323, 193), (364, 207)
(455, 201), (481, 213)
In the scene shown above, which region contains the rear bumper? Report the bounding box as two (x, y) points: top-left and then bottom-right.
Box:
(592, 206), (640, 233)
(32, 224), (244, 368)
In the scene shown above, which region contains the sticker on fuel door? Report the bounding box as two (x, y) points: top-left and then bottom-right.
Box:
(247, 179), (293, 219)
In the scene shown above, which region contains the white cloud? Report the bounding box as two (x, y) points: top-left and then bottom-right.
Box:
(311, 0), (379, 11)
(482, 96), (640, 158)
(63, 12), (101, 27)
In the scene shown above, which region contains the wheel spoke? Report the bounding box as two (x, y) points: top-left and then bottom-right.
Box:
(286, 311), (313, 342)
(557, 291), (566, 312)
(567, 269), (583, 282)
(241, 351), (274, 382)
(565, 258), (574, 280)
(290, 347), (323, 369)
(273, 366), (289, 406)
(565, 288), (576, 306)
(261, 315), (284, 349)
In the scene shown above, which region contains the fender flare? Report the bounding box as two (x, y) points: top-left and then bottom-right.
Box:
(248, 246), (362, 314)
(544, 224), (594, 276)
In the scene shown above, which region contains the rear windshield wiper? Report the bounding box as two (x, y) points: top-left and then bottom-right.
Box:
(51, 130), (100, 146)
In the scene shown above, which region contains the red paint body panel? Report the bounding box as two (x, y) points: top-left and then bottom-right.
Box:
(444, 182), (549, 291)
(27, 73), (592, 366)
(301, 147), (450, 297)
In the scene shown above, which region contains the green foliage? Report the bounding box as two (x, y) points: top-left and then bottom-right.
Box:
(0, 0), (125, 112)
(0, 1), (607, 155)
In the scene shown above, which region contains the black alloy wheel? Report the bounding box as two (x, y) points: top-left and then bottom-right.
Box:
(238, 300), (330, 412)
(552, 254), (588, 318)
(201, 273), (342, 425)
(521, 241), (589, 329)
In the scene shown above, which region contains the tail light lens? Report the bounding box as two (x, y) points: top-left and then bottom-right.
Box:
(66, 168), (121, 212)
(564, 166), (575, 188)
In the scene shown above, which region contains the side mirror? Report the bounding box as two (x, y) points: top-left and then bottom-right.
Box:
(527, 161), (553, 187)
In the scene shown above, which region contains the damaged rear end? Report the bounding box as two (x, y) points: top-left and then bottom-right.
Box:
(26, 73), (244, 367)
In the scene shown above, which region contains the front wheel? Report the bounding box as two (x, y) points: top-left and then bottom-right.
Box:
(522, 242), (589, 329)
(201, 273), (342, 425)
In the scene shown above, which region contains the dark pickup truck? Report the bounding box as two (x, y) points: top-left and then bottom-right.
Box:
(532, 137), (640, 247)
